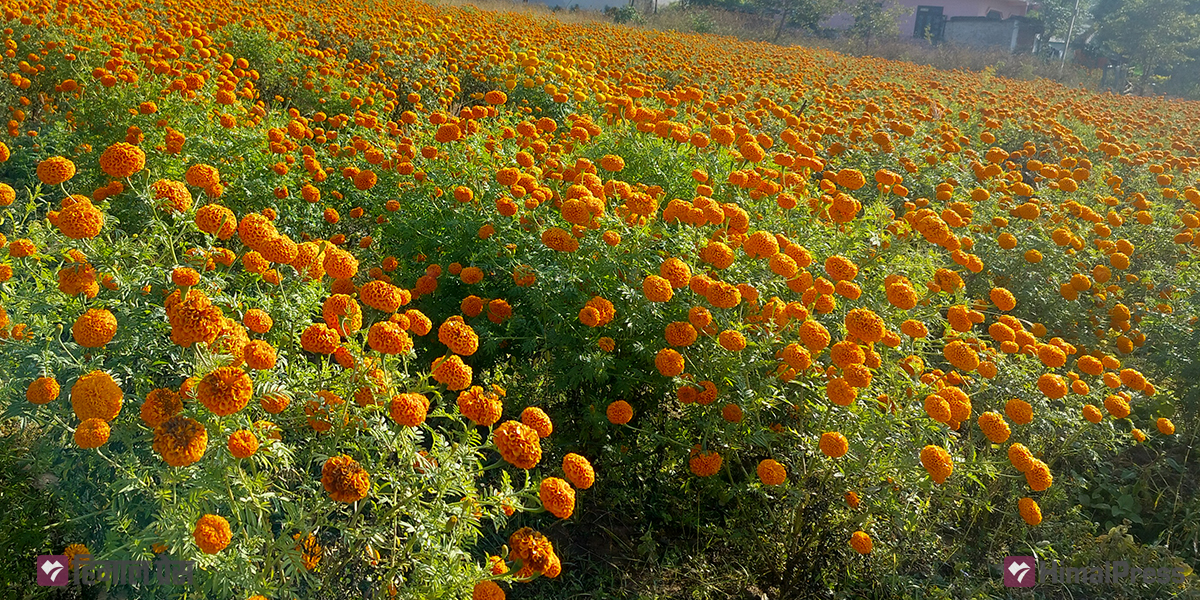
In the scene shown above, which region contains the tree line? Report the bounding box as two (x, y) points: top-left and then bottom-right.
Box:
(670, 0), (1200, 96)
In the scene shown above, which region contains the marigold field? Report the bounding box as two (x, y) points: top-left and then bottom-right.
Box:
(1, 0), (1199, 598)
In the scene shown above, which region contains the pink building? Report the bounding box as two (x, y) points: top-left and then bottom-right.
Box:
(905, 0), (1029, 40)
(826, 0), (1030, 41)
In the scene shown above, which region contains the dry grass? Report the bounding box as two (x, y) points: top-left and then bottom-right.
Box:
(427, 0), (608, 25)
(436, 0), (1104, 90)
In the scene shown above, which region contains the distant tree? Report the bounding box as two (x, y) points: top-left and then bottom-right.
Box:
(1092, 0), (1200, 88)
(751, 0), (844, 41)
(1028, 0), (1092, 40)
(848, 0), (911, 50)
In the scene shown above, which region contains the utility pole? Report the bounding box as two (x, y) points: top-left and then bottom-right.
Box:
(1060, 0), (1081, 76)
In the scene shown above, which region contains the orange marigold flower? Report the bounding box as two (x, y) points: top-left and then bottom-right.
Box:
(72, 308), (116, 348)
(1008, 443), (1035, 472)
(924, 394), (952, 423)
(9, 238), (37, 258)
(197, 366), (253, 416)
(606, 400), (633, 424)
(1005, 398), (1033, 425)
(152, 179), (194, 214)
(1026, 459), (1053, 491)
(27, 376), (60, 405)
(989, 287), (1016, 311)
(98, 142), (145, 178)
(1119, 368), (1147, 391)
(655, 348), (685, 377)
(259, 393), (290, 415)
(1018, 497), (1042, 526)
(193, 514), (231, 554)
(322, 454), (370, 503)
(541, 227), (579, 252)
(494, 421), (542, 469)
(1076, 355), (1104, 376)
(845, 308), (884, 343)
(322, 248), (359, 280)
(1037, 373), (1068, 399)
(388, 393), (430, 427)
(827, 377), (857, 406)
(887, 281), (918, 310)
(460, 266), (484, 284)
(367, 321), (414, 355)
(153, 415), (207, 467)
(195, 203), (235, 238)
(664, 322), (697, 347)
(824, 255), (858, 282)
(757, 458), (787, 485)
(688, 447), (723, 477)
(643, 275), (674, 302)
(74, 418), (110, 449)
(819, 432), (849, 458)
(360, 280), (404, 313)
(521, 407), (553, 438)
(943, 340), (980, 372)
(706, 281), (742, 309)
(1156, 418), (1175, 435)
(835, 168), (866, 190)
(186, 164), (220, 189)
(1037, 344), (1066, 369)
(294, 533), (322, 571)
(438, 316), (479, 356)
(140, 388), (182, 427)
(660, 258), (691, 288)
(583, 297), (615, 326)
(849, 531), (873, 554)
(473, 580), (505, 600)
(171, 267), (200, 287)
(978, 411), (1011, 443)
(57, 198), (104, 239)
(57, 263), (98, 298)
(321, 294), (363, 337)
(845, 490), (861, 508)
(37, 156), (76, 185)
(700, 241), (736, 268)
(829, 341), (864, 370)
(244, 340), (277, 370)
(718, 329), (746, 351)
(563, 453), (595, 489)
(300, 323), (340, 354)
(242, 309), (273, 334)
(509, 527), (558, 576)
(599, 154), (625, 172)
(920, 444), (953, 484)
(227, 429), (259, 459)
(432, 355), (473, 390)
(71, 370), (123, 422)
(456, 385), (503, 426)
(742, 231), (779, 259)
(1103, 394), (1131, 419)
(539, 477), (575, 519)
